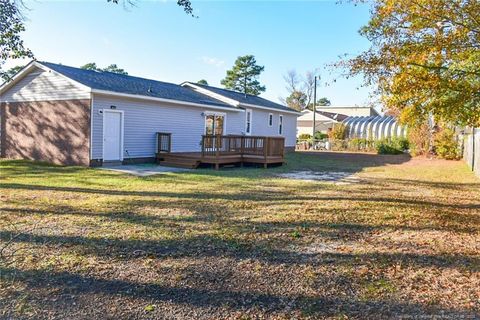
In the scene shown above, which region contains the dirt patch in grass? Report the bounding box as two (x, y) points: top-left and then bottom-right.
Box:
(277, 171), (361, 184)
(1, 155), (479, 319)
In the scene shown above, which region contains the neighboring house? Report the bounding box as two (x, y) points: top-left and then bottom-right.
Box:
(297, 110), (349, 136)
(318, 105), (380, 117)
(296, 105), (380, 137)
(0, 61), (299, 166)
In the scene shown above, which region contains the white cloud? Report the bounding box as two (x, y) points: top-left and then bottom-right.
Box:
(200, 56), (225, 68)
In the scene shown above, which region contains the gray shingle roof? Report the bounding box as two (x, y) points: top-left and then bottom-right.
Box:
(187, 82), (297, 113)
(38, 62), (234, 109)
(316, 111), (349, 122)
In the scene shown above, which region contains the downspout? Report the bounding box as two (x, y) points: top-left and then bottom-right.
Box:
(312, 76), (317, 138)
(89, 93), (94, 166)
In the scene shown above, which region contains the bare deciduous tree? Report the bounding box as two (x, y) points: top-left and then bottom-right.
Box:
(283, 69), (301, 93)
(281, 68), (321, 111)
(303, 71), (318, 108)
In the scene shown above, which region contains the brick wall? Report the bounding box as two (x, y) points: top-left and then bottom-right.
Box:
(0, 99), (91, 166)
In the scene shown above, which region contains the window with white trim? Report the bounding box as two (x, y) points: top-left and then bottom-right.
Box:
(245, 109), (252, 135)
(278, 115), (283, 135)
(268, 113), (273, 126)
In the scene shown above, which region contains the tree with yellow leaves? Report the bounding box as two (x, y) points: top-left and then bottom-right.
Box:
(341, 0), (480, 127)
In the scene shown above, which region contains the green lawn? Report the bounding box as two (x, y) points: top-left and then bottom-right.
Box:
(1, 152), (479, 319)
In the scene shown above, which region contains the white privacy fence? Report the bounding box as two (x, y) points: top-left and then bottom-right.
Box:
(342, 116), (407, 140)
(463, 127), (479, 177)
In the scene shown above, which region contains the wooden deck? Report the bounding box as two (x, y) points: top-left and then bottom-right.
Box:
(155, 133), (285, 169)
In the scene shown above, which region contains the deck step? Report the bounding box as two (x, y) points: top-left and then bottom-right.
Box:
(159, 160), (200, 169)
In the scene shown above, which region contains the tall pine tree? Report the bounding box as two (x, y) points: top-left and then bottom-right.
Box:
(221, 55), (266, 96)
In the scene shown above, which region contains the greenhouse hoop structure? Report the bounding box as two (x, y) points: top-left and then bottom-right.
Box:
(342, 116), (407, 140)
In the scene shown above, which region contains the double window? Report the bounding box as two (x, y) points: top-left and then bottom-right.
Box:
(245, 109), (252, 135)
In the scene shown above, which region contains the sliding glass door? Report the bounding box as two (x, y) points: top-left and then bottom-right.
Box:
(205, 114), (225, 135)
(204, 113), (225, 149)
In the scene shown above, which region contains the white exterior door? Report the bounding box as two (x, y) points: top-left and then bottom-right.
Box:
(103, 111), (123, 161)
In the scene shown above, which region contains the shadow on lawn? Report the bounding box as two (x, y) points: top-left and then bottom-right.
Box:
(1, 178), (480, 237)
(2, 157), (479, 317)
(2, 188), (478, 314)
(1, 266), (474, 319)
(1, 191), (479, 238)
(1, 216), (478, 317)
(1, 228), (479, 272)
(2, 182), (479, 211)
(1, 152), (414, 179)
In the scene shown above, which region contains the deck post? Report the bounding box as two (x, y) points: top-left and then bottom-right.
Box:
(215, 135), (220, 160)
(264, 137), (269, 160)
(167, 133), (172, 153)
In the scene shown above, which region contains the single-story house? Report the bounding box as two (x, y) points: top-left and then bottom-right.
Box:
(318, 105), (380, 117)
(296, 110), (349, 136)
(296, 106), (380, 137)
(0, 61), (299, 167)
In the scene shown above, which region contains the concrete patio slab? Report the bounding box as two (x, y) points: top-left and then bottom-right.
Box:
(99, 164), (190, 177)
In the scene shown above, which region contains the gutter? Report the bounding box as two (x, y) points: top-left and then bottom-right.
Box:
(91, 89), (244, 112)
(239, 103), (301, 116)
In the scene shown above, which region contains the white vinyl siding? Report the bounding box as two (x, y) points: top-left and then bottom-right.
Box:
(1, 67), (90, 102)
(249, 107), (297, 147)
(91, 94), (244, 159)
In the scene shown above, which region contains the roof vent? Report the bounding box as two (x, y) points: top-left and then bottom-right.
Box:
(147, 86), (153, 93)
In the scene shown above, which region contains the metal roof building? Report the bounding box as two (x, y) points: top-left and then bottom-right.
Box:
(342, 116), (407, 140)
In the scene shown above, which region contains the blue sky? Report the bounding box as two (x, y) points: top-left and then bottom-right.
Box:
(11, 0), (373, 105)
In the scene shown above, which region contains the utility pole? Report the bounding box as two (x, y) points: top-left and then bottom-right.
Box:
(312, 76), (317, 138)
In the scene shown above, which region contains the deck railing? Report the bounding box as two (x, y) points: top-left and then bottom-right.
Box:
(156, 132), (172, 153)
(201, 135), (285, 159)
